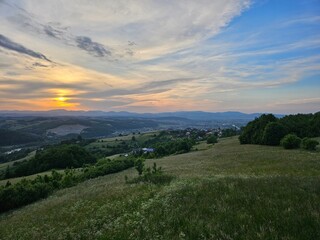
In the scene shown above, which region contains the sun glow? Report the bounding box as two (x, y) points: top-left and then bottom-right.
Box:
(51, 89), (78, 109)
(57, 96), (67, 102)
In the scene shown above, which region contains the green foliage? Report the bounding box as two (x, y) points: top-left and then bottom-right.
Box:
(279, 112), (320, 138)
(9, 144), (96, 178)
(0, 148), (32, 164)
(240, 112), (320, 146)
(129, 162), (174, 185)
(220, 128), (240, 138)
(134, 158), (145, 175)
(0, 172), (59, 213)
(0, 129), (40, 146)
(153, 138), (195, 156)
(0, 159), (134, 213)
(239, 114), (277, 144)
(4, 166), (10, 179)
(281, 134), (301, 149)
(301, 138), (319, 151)
(117, 178), (320, 239)
(262, 122), (286, 146)
(206, 135), (218, 144)
(1, 137), (320, 239)
(82, 159), (134, 179)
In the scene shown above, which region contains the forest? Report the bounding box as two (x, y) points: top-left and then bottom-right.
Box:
(239, 112), (320, 149)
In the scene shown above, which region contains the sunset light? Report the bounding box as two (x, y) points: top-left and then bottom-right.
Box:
(0, 0), (319, 113)
(0, 1), (320, 238)
(57, 96), (67, 102)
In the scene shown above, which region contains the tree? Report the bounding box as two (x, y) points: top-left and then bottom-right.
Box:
(239, 114), (277, 144)
(134, 158), (145, 175)
(11, 145), (96, 178)
(262, 122), (286, 146)
(301, 138), (319, 151)
(207, 135), (218, 144)
(280, 134), (301, 149)
(4, 166), (10, 179)
(176, 139), (193, 152)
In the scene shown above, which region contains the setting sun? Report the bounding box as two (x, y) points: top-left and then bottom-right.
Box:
(57, 96), (67, 102)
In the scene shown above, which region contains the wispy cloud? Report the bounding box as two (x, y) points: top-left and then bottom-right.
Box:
(0, 0), (319, 113)
(0, 34), (51, 61)
(75, 36), (111, 57)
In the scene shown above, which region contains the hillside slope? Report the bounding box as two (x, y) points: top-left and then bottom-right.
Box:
(0, 137), (319, 239)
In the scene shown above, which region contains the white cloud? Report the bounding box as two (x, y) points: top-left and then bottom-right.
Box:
(1, 0), (251, 61)
(0, 0), (319, 113)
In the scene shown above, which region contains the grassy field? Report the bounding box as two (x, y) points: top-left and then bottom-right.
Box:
(85, 132), (159, 157)
(0, 150), (36, 172)
(0, 169), (68, 186)
(0, 137), (319, 239)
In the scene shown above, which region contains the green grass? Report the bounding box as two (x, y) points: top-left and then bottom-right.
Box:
(85, 132), (158, 156)
(1, 137), (320, 239)
(192, 140), (211, 151)
(312, 137), (320, 150)
(0, 150), (36, 172)
(94, 132), (158, 146)
(0, 169), (67, 186)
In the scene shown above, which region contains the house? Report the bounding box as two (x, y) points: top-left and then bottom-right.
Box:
(142, 148), (154, 153)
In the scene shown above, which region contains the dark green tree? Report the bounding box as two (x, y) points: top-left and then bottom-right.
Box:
(262, 122), (286, 146)
(134, 158), (145, 175)
(207, 135), (218, 144)
(4, 166), (10, 179)
(239, 114), (277, 144)
(280, 134), (301, 149)
(301, 138), (319, 151)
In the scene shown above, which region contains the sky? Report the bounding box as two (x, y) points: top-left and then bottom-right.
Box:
(0, 0), (319, 114)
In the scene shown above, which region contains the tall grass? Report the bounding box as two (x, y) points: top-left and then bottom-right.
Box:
(0, 137), (319, 239)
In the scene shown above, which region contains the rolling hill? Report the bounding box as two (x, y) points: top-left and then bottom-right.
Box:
(0, 137), (319, 239)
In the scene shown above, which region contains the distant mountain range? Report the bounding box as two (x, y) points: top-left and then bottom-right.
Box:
(0, 109), (284, 120)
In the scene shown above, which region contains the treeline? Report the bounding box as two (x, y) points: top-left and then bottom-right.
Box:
(133, 138), (196, 159)
(154, 138), (195, 156)
(0, 148), (32, 164)
(4, 144), (96, 179)
(239, 112), (320, 148)
(220, 128), (240, 138)
(0, 129), (40, 146)
(0, 158), (134, 213)
(89, 141), (132, 159)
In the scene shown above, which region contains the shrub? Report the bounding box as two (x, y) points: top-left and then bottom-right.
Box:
(128, 163), (174, 185)
(239, 114), (277, 144)
(11, 144), (96, 178)
(207, 135), (218, 144)
(280, 134), (301, 149)
(301, 138), (319, 151)
(0, 159), (135, 213)
(262, 122), (286, 146)
(134, 158), (145, 175)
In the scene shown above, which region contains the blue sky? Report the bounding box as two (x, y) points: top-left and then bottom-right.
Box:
(0, 0), (319, 113)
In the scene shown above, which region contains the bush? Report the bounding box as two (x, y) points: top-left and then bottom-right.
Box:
(301, 138), (319, 151)
(0, 159), (135, 213)
(239, 112), (320, 145)
(129, 163), (174, 185)
(10, 144), (96, 178)
(280, 134), (301, 149)
(134, 158), (145, 175)
(207, 135), (218, 144)
(262, 122), (286, 146)
(239, 114), (277, 144)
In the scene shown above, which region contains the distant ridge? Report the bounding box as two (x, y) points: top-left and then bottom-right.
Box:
(0, 109), (284, 120)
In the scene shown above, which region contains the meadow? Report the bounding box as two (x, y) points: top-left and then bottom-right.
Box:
(0, 137), (319, 239)
(0, 151), (33, 171)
